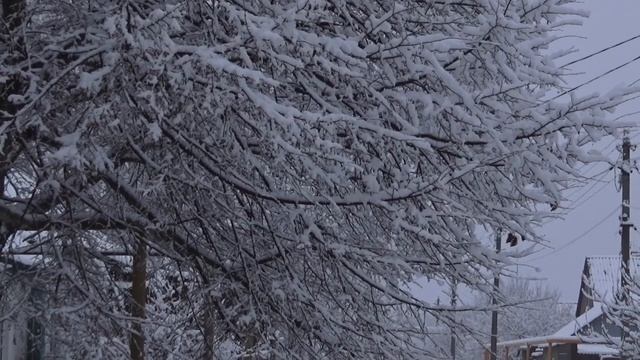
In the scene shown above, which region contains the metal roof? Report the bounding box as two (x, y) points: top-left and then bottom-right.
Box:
(552, 302), (603, 337)
(584, 256), (640, 302)
(577, 343), (618, 355)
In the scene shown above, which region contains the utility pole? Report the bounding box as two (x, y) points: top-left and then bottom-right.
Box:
(490, 231), (501, 360)
(621, 133), (631, 296)
(450, 280), (457, 360)
(620, 132), (632, 359)
(130, 241), (147, 360)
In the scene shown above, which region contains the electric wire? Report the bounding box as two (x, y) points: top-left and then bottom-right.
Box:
(531, 135), (640, 260)
(569, 177), (614, 211)
(560, 33), (640, 69)
(522, 33), (640, 262)
(562, 132), (640, 204)
(527, 205), (620, 262)
(563, 165), (612, 202)
(579, 137), (618, 166)
(549, 33), (640, 101)
(550, 54), (640, 101)
(536, 167), (612, 230)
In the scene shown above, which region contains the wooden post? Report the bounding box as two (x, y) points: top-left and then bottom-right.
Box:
(130, 242), (147, 360)
(525, 345), (530, 360)
(547, 342), (552, 360)
(490, 231), (502, 360)
(620, 132), (631, 360)
(450, 280), (457, 360)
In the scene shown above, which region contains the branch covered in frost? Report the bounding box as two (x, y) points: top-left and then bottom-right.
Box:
(0, 0), (635, 358)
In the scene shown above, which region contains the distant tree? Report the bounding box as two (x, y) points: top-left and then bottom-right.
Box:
(0, 0), (635, 359)
(457, 279), (574, 360)
(496, 279), (574, 340)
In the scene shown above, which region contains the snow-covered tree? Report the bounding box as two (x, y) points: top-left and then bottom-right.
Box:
(455, 279), (574, 360)
(602, 274), (640, 358)
(0, 0), (635, 358)
(498, 279), (574, 340)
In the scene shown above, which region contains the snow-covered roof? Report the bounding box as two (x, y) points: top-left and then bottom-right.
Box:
(494, 336), (579, 348)
(494, 303), (609, 349)
(552, 302), (603, 337)
(585, 256), (640, 302)
(577, 343), (618, 355)
(0, 255), (37, 272)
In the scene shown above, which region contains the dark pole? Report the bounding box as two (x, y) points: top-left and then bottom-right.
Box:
(130, 241), (147, 360)
(621, 132), (631, 359)
(450, 280), (457, 360)
(490, 231), (501, 360)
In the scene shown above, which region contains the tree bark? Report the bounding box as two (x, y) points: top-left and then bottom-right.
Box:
(130, 241), (147, 360)
(0, 0), (25, 250)
(2, 0), (24, 29)
(243, 332), (257, 360)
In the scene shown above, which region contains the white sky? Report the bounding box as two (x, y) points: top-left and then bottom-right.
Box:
(523, 0), (640, 303)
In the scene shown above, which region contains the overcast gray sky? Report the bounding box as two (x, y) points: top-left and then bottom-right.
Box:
(523, 0), (640, 303)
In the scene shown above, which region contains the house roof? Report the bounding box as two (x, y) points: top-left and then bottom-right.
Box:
(493, 336), (580, 348)
(577, 343), (618, 356)
(576, 255), (640, 316)
(494, 303), (606, 349)
(552, 302), (603, 337)
(493, 256), (632, 353)
(0, 255), (37, 273)
(584, 256), (640, 302)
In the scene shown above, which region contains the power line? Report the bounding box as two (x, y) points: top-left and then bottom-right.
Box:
(560, 33), (640, 69)
(550, 54), (640, 101)
(569, 177), (614, 211)
(563, 134), (630, 202)
(537, 162), (613, 229)
(613, 109), (640, 122)
(570, 167), (611, 199)
(552, 33), (640, 100)
(564, 166), (609, 200)
(535, 135), (638, 257)
(536, 158), (613, 229)
(573, 137), (618, 173)
(528, 205), (620, 262)
(564, 168), (613, 209)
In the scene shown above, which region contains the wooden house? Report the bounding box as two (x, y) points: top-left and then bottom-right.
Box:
(486, 255), (640, 360)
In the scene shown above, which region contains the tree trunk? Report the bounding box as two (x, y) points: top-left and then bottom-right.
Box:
(129, 242), (147, 360)
(242, 332), (257, 360)
(2, 0), (24, 29)
(0, 0), (25, 250)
